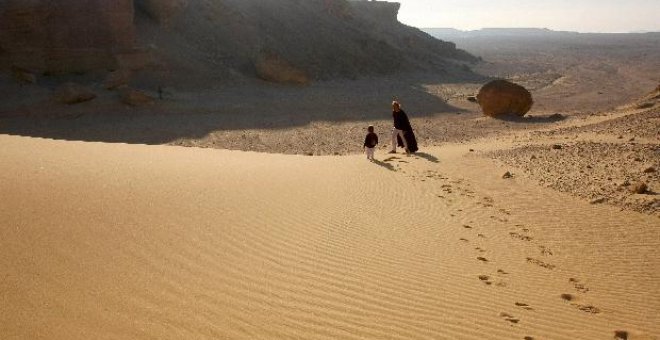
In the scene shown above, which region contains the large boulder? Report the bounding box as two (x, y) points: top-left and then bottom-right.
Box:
(53, 83), (97, 104)
(477, 80), (533, 117)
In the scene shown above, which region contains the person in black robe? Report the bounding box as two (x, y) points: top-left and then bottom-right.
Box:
(389, 101), (418, 154)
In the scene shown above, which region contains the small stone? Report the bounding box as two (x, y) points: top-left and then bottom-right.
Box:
(643, 166), (656, 173)
(549, 113), (564, 120)
(502, 171), (513, 179)
(631, 182), (648, 194)
(614, 330), (628, 340)
(552, 144), (563, 150)
(590, 197), (606, 204)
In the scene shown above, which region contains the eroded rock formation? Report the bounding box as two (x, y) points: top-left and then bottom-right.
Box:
(0, 0), (137, 74)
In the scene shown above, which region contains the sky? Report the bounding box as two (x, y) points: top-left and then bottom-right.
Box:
(396, 0), (660, 33)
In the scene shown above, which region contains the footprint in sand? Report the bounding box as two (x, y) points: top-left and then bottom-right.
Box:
(539, 245), (554, 256)
(574, 304), (601, 314)
(526, 257), (556, 270)
(499, 312), (520, 324)
(515, 302), (534, 311)
(510, 232), (533, 242)
(560, 293), (601, 314)
(569, 278), (590, 293)
(478, 274), (492, 285)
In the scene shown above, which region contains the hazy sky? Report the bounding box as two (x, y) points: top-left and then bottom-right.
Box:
(397, 0), (660, 33)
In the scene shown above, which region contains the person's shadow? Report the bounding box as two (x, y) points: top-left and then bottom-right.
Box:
(372, 159), (397, 171)
(414, 152), (440, 163)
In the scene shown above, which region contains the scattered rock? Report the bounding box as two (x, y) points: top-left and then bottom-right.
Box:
(631, 182), (648, 194)
(104, 70), (132, 90)
(614, 330), (628, 340)
(119, 88), (155, 106)
(502, 171), (513, 179)
(476, 79), (533, 117)
(552, 144), (563, 150)
(549, 113), (564, 120)
(53, 83), (97, 104)
(636, 102), (655, 109)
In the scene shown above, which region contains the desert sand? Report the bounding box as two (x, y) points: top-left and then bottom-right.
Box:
(2, 3), (659, 338)
(1, 98), (659, 339)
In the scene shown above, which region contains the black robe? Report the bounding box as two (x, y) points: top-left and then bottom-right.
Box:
(397, 131), (419, 153)
(393, 109), (419, 153)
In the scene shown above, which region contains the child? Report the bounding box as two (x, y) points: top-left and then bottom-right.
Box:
(363, 125), (378, 160)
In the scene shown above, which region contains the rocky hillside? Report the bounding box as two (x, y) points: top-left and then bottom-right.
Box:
(0, 0), (140, 74)
(0, 0), (477, 85)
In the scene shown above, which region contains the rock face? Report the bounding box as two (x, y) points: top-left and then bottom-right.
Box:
(477, 80), (534, 117)
(133, 0), (479, 83)
(255, 52), (309, 85)
(136, 0), (189, 26)
(53, 83), (97, 104)
(1, 0), (478, 84)
(0, 0), (136, 74)
(119, 87), (155, 106)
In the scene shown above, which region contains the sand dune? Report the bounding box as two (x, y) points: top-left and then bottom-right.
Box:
(1, 133), (658, 340)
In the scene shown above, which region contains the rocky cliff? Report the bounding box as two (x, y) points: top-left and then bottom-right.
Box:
(0, 0), (137, 74)
(0, 0), (477, 83)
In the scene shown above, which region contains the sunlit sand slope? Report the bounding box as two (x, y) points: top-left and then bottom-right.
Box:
(1, 135), (658, 340)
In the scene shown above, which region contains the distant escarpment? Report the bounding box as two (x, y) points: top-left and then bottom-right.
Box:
(1, 0), (478, 85)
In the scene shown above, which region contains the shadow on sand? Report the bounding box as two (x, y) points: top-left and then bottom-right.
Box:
(414, 152), (440, 163)
(0, 73), (487, 146)
(372, 159), (397, 171)
(494, 113), (566, 124)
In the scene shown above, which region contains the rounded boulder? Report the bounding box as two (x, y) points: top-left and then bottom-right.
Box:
(477, 80), (533, 117)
